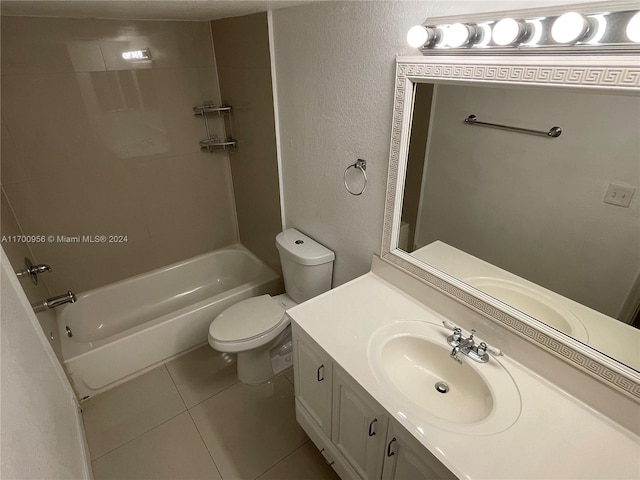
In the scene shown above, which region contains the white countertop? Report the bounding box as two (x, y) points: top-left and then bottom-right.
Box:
(288, 272), (640, 480)
(411, 241), (640, 370)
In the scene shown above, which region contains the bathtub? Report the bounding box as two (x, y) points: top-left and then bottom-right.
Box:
(56, 244), (282, 399)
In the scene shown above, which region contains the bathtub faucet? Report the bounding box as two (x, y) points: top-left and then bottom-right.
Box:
(33, 291), (77, 313)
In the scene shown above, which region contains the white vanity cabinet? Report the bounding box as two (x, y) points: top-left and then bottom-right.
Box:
(293, 324), (455, 480)
(381, 423), (457, 480)
(293, 331), (333, 437)
(332, 365), (389, 480)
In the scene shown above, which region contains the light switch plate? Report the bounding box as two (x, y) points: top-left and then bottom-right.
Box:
(603, 183), (635, 208)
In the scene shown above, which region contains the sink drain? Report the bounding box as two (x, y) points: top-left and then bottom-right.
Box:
(434, 381), (449, 394)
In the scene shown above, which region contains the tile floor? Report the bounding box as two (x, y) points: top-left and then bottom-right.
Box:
(81, 345), (340, 480)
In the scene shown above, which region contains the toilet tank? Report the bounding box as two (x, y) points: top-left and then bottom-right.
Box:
(275, 229), (335, 303)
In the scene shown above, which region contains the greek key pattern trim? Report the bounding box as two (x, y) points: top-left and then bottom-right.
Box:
(382, 59), (640, 400)
(397, 62), (640, 88)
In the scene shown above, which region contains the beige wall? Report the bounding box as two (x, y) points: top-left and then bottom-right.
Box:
(1, 16), (238, 294)
(211, 13), (282, 273)
(1, 190), (62, 358)
(416, 84), (640, 318)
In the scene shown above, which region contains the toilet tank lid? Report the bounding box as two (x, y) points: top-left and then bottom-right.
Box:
(276, 229), (335, 266)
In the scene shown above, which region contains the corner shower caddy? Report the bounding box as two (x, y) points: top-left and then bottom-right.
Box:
(193, 104), (237, 152)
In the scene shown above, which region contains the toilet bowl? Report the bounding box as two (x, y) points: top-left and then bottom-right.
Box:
(208, 228), (335, 384)
(208, 294), (297, 384)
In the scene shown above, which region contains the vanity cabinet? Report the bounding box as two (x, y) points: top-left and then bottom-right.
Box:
(381, 423), (456, 480)
(332, 366), (389, 480)
(293, 325), (455, 480)
(293, 332), (333, 437)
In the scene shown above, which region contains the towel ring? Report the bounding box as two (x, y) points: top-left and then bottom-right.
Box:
(344, 159), (367, 196)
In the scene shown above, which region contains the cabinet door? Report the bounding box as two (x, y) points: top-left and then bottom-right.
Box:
(382, 422), (457, 480)
(293, 334), (333, 437)
(332, 366), (388, 480)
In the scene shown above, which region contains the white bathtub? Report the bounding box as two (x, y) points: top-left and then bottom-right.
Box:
(56, 244), (282, 399)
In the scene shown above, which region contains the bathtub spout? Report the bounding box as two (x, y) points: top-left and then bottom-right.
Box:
(33, 291), (77, 312)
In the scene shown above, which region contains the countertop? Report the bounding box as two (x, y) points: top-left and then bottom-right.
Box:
(411, 241), (640, 370)
(288, 272), (640, 480)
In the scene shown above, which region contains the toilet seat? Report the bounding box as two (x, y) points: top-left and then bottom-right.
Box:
(208, 295), (290, 353)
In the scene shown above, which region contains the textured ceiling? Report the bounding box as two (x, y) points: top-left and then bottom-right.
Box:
(0, 1), (314, 21)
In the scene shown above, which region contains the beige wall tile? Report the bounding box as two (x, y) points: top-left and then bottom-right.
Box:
(1, 16), (105, 74)
(93, 19), (214, 72)
(1, 16), (237, 293)
(131, 152), (236, 239)
(1, 116), (30, 185)
(212, 13), (282, 274)
(0, 189), (63, 359)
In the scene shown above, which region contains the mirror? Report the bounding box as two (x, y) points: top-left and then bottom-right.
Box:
(402, 81), (640, 371)
(382, 54), (640, 397)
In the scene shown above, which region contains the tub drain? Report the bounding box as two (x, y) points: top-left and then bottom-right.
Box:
(435, 381), (449, 394)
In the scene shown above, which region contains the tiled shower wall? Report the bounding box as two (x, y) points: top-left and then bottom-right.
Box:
(211, 13), (282, 274)
(1, 16), (239, 294)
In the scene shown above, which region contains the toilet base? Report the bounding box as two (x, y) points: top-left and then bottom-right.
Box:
(236, 326), (292, 384)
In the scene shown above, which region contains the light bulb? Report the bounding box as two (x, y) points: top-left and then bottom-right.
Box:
(407, 25), (429, 48)
(627, 11), (640, 43)
(492, 18), (526, 46)
(551, 12), (589, 44)
(586, 14), (607, 44)
(521, 19), (543, 46)
(475, 23), (492, 47)
(444, 23), (472, 47)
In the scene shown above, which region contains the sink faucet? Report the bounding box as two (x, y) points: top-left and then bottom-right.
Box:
(450, 329), (476, 359)
(443, 321), (503, 364)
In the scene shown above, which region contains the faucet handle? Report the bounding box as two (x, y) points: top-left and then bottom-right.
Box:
(452, 328), (462, 342)
(442, 320), (458, 331)
(477, 342), (487, 356)
(487, 345), (504, 357)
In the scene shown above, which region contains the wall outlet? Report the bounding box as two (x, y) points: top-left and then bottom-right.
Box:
(603, 183), (636, 208)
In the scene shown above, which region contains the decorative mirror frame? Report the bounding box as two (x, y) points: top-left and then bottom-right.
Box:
(381, 53), (640, 400)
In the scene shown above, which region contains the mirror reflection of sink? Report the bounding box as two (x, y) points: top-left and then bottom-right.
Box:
(466, 277), (589, 342)
(368, 321), (521, 436)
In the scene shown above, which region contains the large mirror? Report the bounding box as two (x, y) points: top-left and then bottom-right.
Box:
(382, 53), (640, 397)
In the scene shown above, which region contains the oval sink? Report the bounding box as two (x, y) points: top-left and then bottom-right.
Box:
(368, 321), (521, 436)
(466, 277), (588, 342)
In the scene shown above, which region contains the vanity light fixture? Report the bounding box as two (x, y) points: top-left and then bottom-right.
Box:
(521, 18), (544, 46)
(492, 18), (529, 46)
(627, 11), (640, 42)
(475, 23), (493, 47)
(586, 14), (608, 44)
(551, 12), (591, 44)
(406, 25), (440, 48)
(410, 6), (640, 53)
(443, 23), (476, 48)
(121, 48), (152, 61)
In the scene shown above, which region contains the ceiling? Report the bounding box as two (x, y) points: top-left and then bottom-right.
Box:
(0, 0), (314, 21)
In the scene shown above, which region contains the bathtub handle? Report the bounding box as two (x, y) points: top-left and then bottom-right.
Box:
(316, 365), (324, 382)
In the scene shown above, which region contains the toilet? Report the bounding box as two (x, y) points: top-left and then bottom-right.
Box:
(208, 228), (335, 384)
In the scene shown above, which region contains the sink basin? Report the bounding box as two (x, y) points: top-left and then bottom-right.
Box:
(466, 277), (589, 342)
(368, 321), (521, 435)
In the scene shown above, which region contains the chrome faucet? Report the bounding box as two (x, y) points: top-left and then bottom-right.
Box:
(33, 291), (77, 312)
(16, 257), (52, 285)
(443, 321), (503, 364)
(450, 328), (476, 359)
